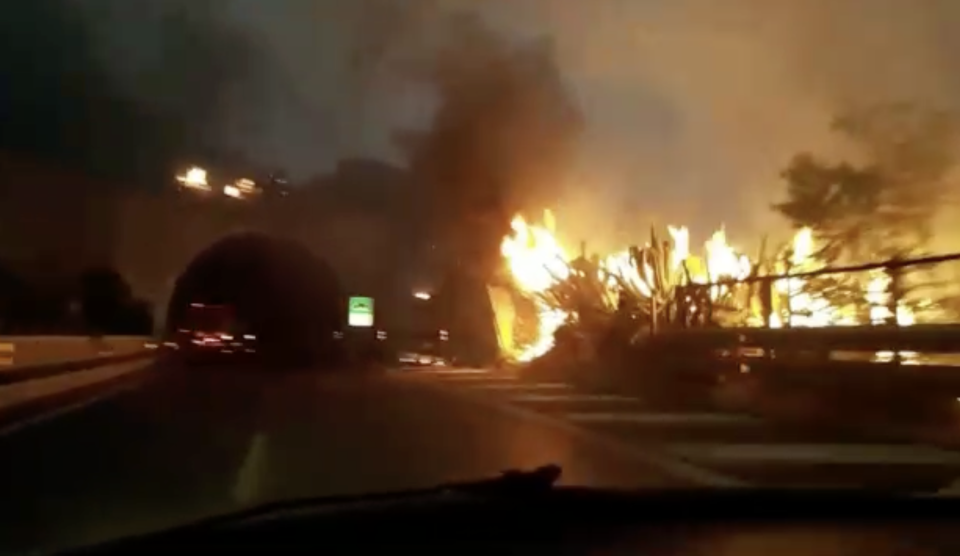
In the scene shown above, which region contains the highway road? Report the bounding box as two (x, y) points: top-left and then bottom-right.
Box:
(7, 361), (960, 554)
(0, 362), (686, 555)
(402, 367), (960, 491)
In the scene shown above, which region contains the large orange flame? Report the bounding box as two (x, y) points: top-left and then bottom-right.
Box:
(499, 210), (921, 362)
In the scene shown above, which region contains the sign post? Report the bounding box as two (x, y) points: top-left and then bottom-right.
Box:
(347, 296), (375, 327)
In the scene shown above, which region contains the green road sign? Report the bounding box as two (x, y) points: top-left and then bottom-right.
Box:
(347, 296), (374, 327)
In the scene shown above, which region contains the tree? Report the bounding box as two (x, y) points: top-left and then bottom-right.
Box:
(122, 299), (155, 336)
(774, 103), (959, 318)
(78, 268), (133, 333)
(776, 102), (958, 264)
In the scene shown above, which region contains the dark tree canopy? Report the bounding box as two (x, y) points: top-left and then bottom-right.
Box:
(78, 267), (153, 335)
(0, 0), (273, 189)
(775, 102), (959, 264)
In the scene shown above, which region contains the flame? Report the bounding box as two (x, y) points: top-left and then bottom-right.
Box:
(500, 210), (570, 361)
(499, 211), (924, 362)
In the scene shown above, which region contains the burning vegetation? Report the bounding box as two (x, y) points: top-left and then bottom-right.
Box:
(492, 101), (960, 363)
(493, 211), (939, 363)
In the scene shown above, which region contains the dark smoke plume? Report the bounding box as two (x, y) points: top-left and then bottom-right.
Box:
(393, 11), (583, 277)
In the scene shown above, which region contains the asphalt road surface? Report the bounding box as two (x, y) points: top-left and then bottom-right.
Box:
(401, 367), (960, 491)
(1, 362), (687, 555)
(8, 362), (960, 555)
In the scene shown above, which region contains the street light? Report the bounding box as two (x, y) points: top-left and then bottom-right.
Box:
(413, 291), (431, 300)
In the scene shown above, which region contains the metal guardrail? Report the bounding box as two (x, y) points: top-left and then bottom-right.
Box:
(648, 251), (960, 331)
(652, 324), (960, 353)
(638, 255), (960, 389)
(634, 327), (960, 405)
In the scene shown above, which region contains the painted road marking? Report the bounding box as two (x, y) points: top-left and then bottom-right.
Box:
(667, 443), (960, 465)
(0, 370), (147, 437)
(510, 393), (639, 403)
(565, 412), (761, 426)
(404, 375), (745, 487)
(470, 382), (570, 391)
(434, 374), (518, 382)
(0, 343), (14, 366)
(415, 368), (490, 375)
(233, 432), (269, 505)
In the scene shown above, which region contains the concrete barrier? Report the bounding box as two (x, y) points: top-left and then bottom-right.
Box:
(0, 336), (151, 369)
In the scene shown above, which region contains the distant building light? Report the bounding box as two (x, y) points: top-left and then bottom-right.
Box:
(413, 291), (431, 300)
(223, 184), (243, 199)
(176, 166), (210, 190)
(236, 178), (256, 193)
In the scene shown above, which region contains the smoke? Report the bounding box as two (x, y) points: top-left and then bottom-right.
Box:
(223, 0), (960, 251)
(381, 11), (583, 274)
(496, 0), (960, 249)
(14, 0), (960, 251)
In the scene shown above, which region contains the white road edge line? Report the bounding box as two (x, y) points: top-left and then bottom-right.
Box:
(510, 393), (639, 403)
(413, 368), (491, 375)
(566, 412), (761, 426)
(0, 374), (148, 437)
(666, 443), (960, 465)
(470, 383), (571, 391)
(233, 432), (269, 505)
(402, 376), (747, 488)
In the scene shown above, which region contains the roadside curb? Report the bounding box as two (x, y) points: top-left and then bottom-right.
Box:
(0, 361), (156, 437)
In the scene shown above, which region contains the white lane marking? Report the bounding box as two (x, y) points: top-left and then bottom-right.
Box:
(435, 375), (519, 382)
(233, 432), (269, 505)
(566, 412), (760, 426)
(471, 382), (570, 391)
(415, 368), (491, 375)
(404, 377), (745, 487)
(935, 479), (960, 495)
(510, 393), (639, 403)
(667, 443), (960, 465)
(0, 373), (147, 437)
(0, 342), (14, 366)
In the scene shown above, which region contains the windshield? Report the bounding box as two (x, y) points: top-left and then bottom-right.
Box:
(4, 0), (960, 553)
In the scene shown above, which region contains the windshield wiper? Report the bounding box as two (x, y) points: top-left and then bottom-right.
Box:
(439, 463), (562, 495)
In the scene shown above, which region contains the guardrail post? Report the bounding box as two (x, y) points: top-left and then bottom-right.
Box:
(760, 277), (774, 328)
(885, 257), (905, 365)
(679, 286), (688, 327)
(650, 294), (659, 334)
(885, 258), (905, 326)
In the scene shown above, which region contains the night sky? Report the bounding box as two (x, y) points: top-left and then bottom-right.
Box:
(8, 0), (960, 250)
